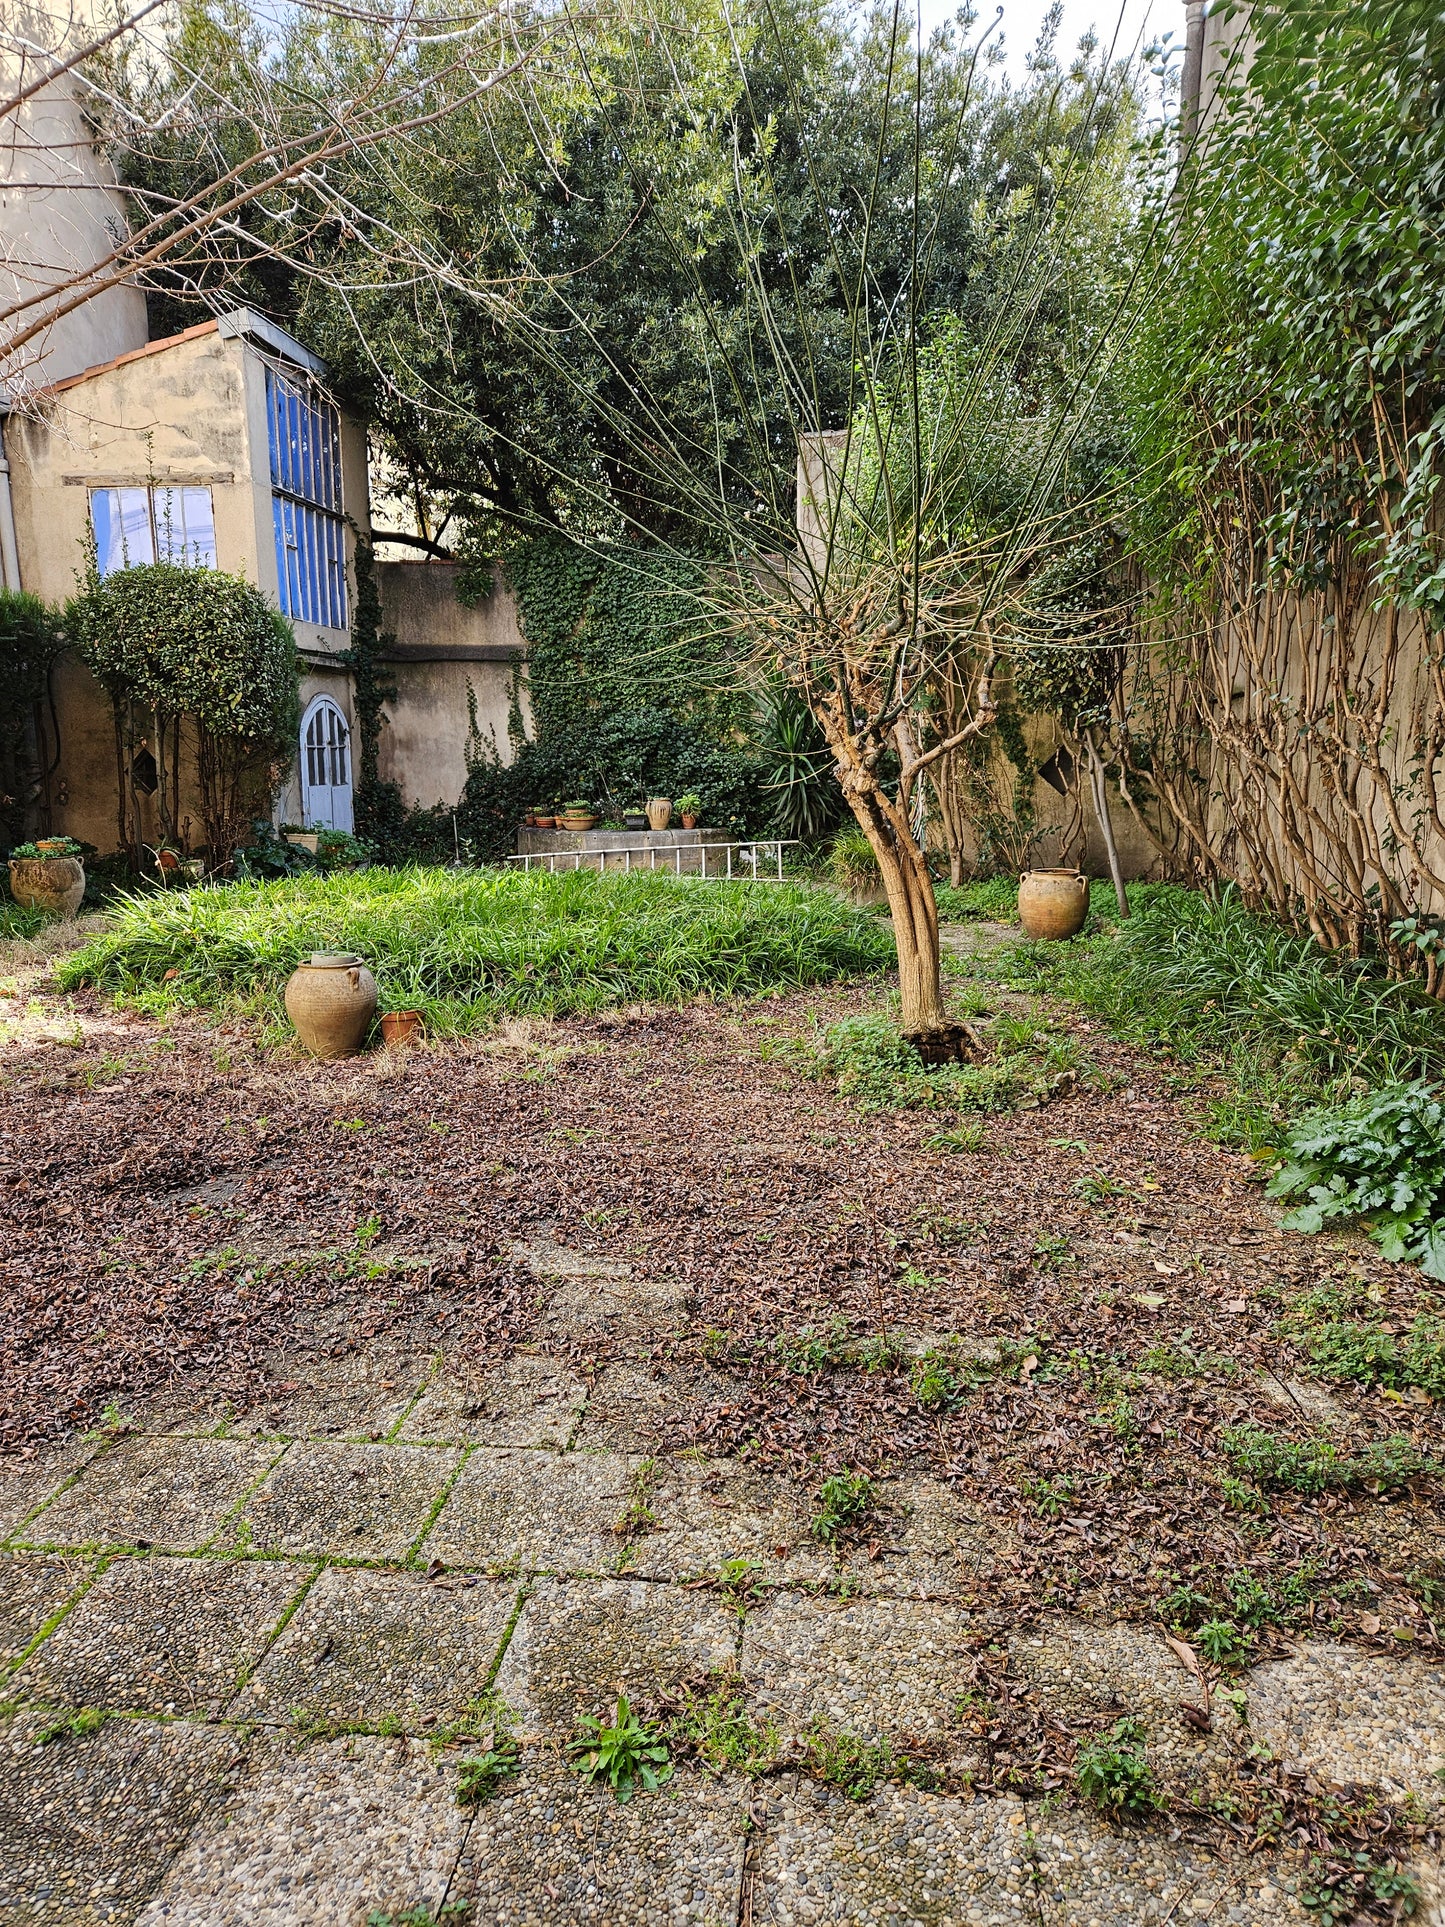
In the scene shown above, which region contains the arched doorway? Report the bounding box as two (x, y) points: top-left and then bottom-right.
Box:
(299, 695), (354, 832)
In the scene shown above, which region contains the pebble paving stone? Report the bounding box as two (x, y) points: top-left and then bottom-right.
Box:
(741, 1591), (978, 1746)
(0, 1552), (91, 1669)
(421, 1446), (642, 1572)
(748, 1780), (1036, 1926)
(398, 1352), (586, 1448)
(1031, 1812), (1310, 1925)
(452, 1756), (747, 1924)
(626, 1455), (832, 1585)
(144, 1349), (435, 1442)
(15, 1553), (310, 1717)
(235, 1439), (462, 1559)
(15, 1437), (284, 1553)
(231, 1563), (518, 1730)
(515, 1235), (694, 1343)
(0, 1441), (98, 1541)
(571, 1360), (751, 1453)
(838, 1475), (1017, 1598)
(134, 1732), (470, 1926)
(1011, 1615), (1236, 1800)
(0, 1710), (241, 1924)
(1246, 1639), (1445, 1800)
(492, 1574), (739, 1737)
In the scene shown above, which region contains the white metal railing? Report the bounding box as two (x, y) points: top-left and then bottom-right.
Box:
(506, 838), (799, 880)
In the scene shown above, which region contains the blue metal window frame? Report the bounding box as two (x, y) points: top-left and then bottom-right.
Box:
(266, 366), (347, 629)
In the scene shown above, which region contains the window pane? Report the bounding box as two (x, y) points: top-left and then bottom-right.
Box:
(153, 486), (217, 567)
(91, 488), (155, 575)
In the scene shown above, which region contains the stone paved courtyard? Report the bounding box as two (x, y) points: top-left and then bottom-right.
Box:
(3, 922), (1444, 1923)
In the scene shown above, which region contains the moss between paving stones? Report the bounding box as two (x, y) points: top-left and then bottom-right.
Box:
(451, 1756), (748, 1925)
(234, 1439), (463, 1560)
(398, 1354), (586, 1449)
(0, 1710), (241, 1923)
(741, 1592), (980, 1748)
(16, 1437), (284, 1553)
(133, 1732), (469, 1925)
(15, 1554), (310, 1718)
(1247, 1642), (1445, 1803)
(0, 1554), (90, 1671)
(421, 1446), (643, 1573)
(231, 1564), (519, 1731)
(492, 1575), (739, 1740)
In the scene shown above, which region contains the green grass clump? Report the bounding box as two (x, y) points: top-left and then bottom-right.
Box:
(58, 868), (893, 1036)
(933, 876), (1019, 922)
(816, 1010), (1070, 1118)
(0, 902), (53, 940)
(810, 1469), (876, 1544)
(1280, 1282), (1445, 1397)
(1221, 1424), (1438, 1495)
(1041, 886), (1445, 1150)
(455, 1735), (521, 1807)
(910, 1332), (1047, 1410)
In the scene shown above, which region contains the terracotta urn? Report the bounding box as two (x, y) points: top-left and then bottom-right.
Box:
(9, 856), (85, 917)
(380, 1009), (423, 1048)
(284, 952), (378, 1058)
(1018, 869), (1090, 940)
(646, 796), (673, 831)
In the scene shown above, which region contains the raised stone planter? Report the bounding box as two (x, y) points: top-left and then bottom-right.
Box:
(514, 827), (734, 876)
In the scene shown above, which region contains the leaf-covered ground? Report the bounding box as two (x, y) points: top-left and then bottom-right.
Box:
(4, 924), (1441, 1662)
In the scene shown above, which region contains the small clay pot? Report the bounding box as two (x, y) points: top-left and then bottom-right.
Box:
(9, 856), (85, 917)
(36, 838), (69, 855)
(646, 796), (673, 831)
(561, 813), (598, 832)
(1018, 869), (1090, 940)
(681, 814), (698, 830)
(534, 815), (555, 830)
(284, 952), (378, 1058)
(380, 1009), (423, 1048)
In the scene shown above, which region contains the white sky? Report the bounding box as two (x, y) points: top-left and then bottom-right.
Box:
(917, 0), (1186, 82)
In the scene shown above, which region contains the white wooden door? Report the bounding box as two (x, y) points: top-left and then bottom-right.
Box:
(300, 696), (354, 832)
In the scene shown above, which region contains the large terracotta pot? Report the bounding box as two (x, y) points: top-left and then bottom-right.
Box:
(9, 856), (85, 918)
(1018, 869), (1090, 940)
(284, 952), (378, 1058)
(646, 796), (673, 831)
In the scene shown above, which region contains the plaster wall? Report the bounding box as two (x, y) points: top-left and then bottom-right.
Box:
(375, 560), (530, 810)
(0, 0), (149, 400)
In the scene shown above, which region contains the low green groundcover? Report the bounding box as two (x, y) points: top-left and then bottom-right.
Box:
(59, 866), (894, 1035)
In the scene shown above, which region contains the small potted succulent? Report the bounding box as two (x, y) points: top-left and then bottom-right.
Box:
(560, 797), (599, 831)
(8, 836), (86, 917)
(677, 792), (702, 830)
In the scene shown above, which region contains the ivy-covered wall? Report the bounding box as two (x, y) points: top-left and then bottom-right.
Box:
(457, 536), (771, 860)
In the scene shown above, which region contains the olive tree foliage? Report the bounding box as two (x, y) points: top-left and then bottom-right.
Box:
(1120, 0), (1445, 964)
(66, 564), (298, 864)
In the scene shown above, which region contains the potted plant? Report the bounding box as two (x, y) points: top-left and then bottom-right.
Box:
(677, 792), (702, 830)
(8, 837), (86, 917)
(623, 807), (649, 831)
(560, 797), (599, 831)
(534, 809), (555, 828)
(380, 1009), (424, 1047)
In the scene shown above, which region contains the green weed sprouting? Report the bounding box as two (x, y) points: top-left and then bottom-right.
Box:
(1220, 1424), (1439, 1496)
(34, 1707), (111, 1745)
(614, 1457), (661, 1538)
(910, 1333), (1047, 1411)
(566, 1695), (672, 1802)
(772, 1319), (906, 1376)
(803, 1723), (938, 1800)
(1194, 1619), (1248, 1665)
(455, 1734), (521, 1807)
(810, 1469), (876, 1545)
(1074, 1718), (1161, 1815)
(673, 1681), (780, 1777)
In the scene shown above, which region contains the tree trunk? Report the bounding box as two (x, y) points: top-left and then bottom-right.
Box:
(846, 794), (949, 1035)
